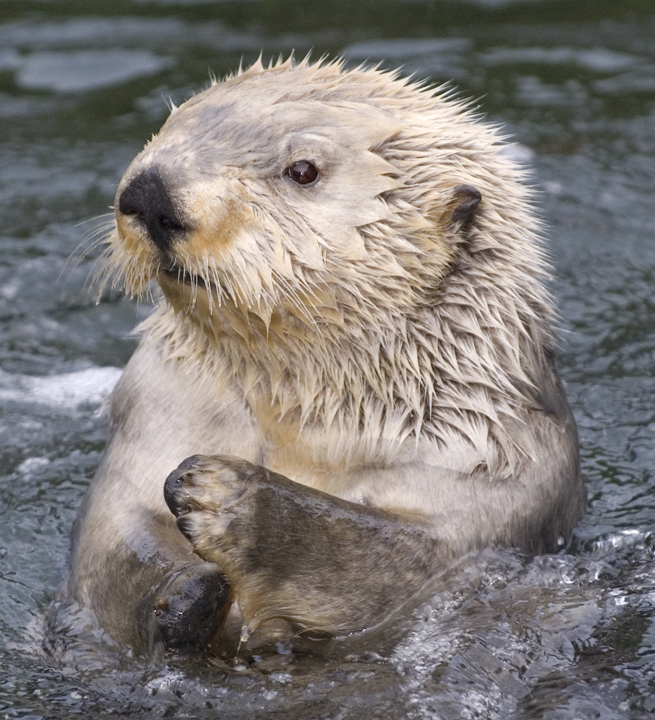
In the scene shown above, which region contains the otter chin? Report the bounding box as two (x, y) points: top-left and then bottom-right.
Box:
(65, 56), (583, 655)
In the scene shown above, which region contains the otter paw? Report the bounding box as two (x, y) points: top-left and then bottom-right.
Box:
(163, 455), (262, 568)
(163, 455), (321, 632)
(150, 561), (231, 654)
(164, 454), (252, 517)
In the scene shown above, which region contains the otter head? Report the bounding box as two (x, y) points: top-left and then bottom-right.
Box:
(108, 58), (490, 347)
(104, 58), (545, 470)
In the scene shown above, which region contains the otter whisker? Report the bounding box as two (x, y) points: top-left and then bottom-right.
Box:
(201, 254), (213, 315)
(90, 244), (116, 293)
(63, 215), (115, 285)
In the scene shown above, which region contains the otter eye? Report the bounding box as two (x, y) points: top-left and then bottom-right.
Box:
(284, 160), (319, 186)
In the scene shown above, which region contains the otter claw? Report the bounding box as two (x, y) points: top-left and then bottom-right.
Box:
(164, 468), (191, 518)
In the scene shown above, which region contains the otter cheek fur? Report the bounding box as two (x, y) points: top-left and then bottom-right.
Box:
(66, 57), (584, 654)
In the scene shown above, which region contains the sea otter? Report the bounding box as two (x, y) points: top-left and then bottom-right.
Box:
(65, 57), (584, 655)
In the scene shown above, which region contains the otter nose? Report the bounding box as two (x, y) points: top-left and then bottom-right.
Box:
(118, 166), (186, 252)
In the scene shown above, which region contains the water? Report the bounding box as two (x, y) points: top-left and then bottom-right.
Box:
(1, 0), (655, 717)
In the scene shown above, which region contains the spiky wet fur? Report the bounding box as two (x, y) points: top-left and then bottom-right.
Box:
(60, 56), (586, 653)
(102, 56), (552, 480)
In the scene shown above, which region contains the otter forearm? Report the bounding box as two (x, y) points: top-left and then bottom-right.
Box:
(164, 455), (443, 634)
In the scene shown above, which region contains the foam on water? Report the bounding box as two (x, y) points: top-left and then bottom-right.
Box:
(0, 366), (122, 410)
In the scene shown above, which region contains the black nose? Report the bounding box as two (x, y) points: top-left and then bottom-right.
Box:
(118, 166), (186, 252)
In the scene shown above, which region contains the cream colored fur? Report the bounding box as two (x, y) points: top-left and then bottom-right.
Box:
(65, 57), (582, 648)
(104, 57), (552, 485)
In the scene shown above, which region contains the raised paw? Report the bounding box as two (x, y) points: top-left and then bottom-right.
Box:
(163, 455), (266, 583)
(162, 454), (440, 636)
(164, 454), (252, 519)
(162, 454), (331, 631)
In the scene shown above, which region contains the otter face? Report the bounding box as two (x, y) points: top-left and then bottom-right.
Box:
(113, 70), (402, 327)
(105, 59), (489, 347)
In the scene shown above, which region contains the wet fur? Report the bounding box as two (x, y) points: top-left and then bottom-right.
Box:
(66, 57), (584, 652)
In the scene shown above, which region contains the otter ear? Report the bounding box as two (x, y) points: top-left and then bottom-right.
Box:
(450, 184), (482, 225)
